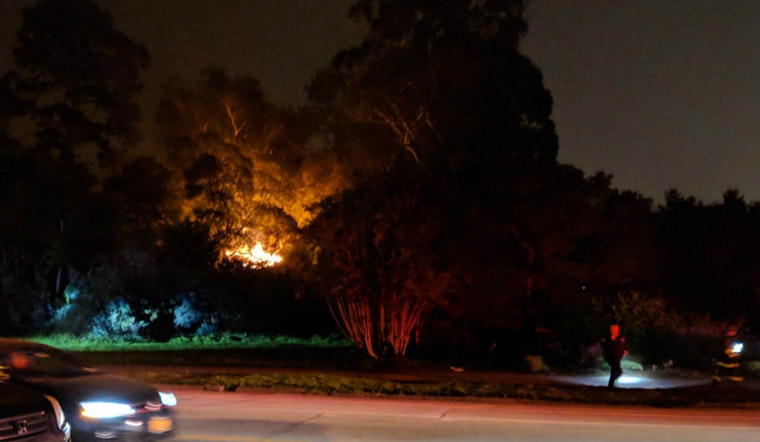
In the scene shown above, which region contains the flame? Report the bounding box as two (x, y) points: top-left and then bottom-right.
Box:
(225, 243), (283, 268)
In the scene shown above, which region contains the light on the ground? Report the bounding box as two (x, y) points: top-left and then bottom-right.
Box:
(616, 375), (642, 384)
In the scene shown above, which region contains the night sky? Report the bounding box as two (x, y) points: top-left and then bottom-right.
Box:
(2, 0), (758, 204)
(522, 0), (760, 204)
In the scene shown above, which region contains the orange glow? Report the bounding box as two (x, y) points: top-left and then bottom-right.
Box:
(225, 243), (283, 268)
(10, 352), (29, 369)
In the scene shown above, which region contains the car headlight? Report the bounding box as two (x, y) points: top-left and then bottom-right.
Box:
(159, 391), (177, 407)
(79, 402), (135, 419)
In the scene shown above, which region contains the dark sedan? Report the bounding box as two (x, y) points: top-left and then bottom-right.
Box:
(0, 338), (176, 442)
(0, 381), (71, 442)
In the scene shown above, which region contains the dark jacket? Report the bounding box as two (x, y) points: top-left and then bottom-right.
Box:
(602, 336), (626, 363)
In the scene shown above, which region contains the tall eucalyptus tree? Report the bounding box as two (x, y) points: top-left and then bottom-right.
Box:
(0, 0), (149, 332)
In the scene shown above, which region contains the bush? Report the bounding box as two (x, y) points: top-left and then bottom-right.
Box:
(90, 298), (148, 340)
(553, 291), (733, 370)
(173, 295), (205, 330)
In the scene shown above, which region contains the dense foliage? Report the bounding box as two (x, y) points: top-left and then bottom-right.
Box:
(0, 0), (757, 370)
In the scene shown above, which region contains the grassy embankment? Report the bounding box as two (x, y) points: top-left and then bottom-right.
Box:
(31, 334), (760, 409)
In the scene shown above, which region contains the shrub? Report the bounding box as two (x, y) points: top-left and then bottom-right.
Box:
(90, 299), (148, 340)
(552, 291), (734, 370)
(172, 293), (219, 336)
(173, 294), (205, 330)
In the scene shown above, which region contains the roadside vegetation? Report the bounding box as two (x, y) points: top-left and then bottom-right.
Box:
(2, 3), (759, 408)
(33, 333), (350, 352)
(147, 372), (760, 409)
(24, 334), (760, 409)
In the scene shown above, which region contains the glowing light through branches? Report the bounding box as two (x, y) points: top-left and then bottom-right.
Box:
(225, 243), (283, 268)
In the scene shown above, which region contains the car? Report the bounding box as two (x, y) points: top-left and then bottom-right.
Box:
(0, 380), (71, 442)
(0, 338), (176, 442)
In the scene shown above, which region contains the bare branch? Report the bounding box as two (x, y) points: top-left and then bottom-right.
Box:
(224, 101), (247, 138)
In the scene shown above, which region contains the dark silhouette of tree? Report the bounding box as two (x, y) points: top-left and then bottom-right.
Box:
(102, 158), (177, 240)
(447, 163), (658, 336)
(310, 0), (557, 179)
(0, 0), (148, 333)
(574, 175), (661, 296)
(303, 0), (569, 359)
(660, 188), (758, 323)
(308, 164), (463, 359)
(0, 147), (109, 332)
(2, 0), (148, 174)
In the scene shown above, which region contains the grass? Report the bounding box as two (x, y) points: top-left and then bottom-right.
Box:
(25, 334), (760, 409)
(31, 333), (351, 352)
(100, 365), (760, 409)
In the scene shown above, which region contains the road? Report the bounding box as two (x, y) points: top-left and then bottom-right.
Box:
(170, 388), (760, 442)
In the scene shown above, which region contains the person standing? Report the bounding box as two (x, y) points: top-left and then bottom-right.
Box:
(712, 326), (744, 384)
(602, 324), (627, 389)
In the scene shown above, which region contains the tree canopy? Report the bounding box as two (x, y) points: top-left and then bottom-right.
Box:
(2, 0), (149, 173)
(0, 0), (756, 367)
(309, 0), (557, 181)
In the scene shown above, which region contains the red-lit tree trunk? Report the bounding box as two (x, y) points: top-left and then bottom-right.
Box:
(329, 288), (428, 359)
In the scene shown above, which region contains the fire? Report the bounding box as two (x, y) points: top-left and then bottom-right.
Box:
(225, 243), (283, 268)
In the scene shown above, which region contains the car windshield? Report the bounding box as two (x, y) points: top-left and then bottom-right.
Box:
(0, 345), (92, 377)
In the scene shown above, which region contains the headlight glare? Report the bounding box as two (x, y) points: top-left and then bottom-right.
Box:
(159, 391), (177, 407)
(80, 401), (135, 419)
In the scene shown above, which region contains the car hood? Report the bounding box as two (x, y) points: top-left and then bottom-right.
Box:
(0, 381), (50, 415)
(17, 373), (160, 406)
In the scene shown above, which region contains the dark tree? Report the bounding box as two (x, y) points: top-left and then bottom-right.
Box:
(307, 163), (463, 359)
(302, 0), (570, 359)
(660, 189), (759, 323)
(310, 0), (557, 179)
(0, 0), (148, 333)
(3, 0), (148, 173)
